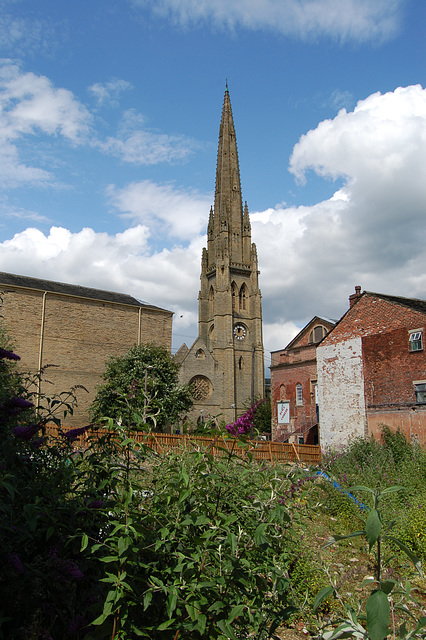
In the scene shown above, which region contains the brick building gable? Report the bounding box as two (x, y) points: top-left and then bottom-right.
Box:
(322, 292), (426, 345)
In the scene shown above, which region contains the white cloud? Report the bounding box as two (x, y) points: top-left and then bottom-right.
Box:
(0, 60), (92, 142)
(0, 60), (198, 189)
(1, 84), (426, 360)
(133, 0), (402, 43)
(0, 14), (56, 57)
(0, 59), (92, 187)
(107, 180), (212, 240)
(0, 224), (202, 312)
(252, 84), (426, 331)
(97, 109), (198, 164)
(88, 78), (133, 106)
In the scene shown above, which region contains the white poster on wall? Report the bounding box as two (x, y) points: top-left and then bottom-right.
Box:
(277, 401), (290, 424)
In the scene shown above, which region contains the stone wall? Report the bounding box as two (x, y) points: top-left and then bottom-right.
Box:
(1, 285), (172, 425)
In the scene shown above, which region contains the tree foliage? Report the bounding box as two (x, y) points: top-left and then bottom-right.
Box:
(90, 343), (193, 431)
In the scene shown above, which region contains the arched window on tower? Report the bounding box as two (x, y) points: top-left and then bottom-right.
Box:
(209, 286), (214, 316)
(231, 282), (238, 311)
(239, 283), (248, 311)
(238, 356), (243, 370)
(208, 324), (215, 351)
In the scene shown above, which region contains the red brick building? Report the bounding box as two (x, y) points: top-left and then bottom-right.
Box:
(270, 317), (335, 444)
(317, 288), (426, 449)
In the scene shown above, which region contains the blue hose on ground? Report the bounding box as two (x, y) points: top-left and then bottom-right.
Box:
(316, 470), (369, 511)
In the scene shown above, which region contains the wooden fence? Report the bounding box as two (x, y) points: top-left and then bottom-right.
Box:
(45, 425), (321, 466)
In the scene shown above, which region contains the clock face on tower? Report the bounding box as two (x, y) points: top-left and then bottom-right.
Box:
(233, 323), (247, 340)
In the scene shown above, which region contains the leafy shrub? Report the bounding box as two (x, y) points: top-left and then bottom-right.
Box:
(0, 332), (308, 640)
(90, 343), (193, 431)
(380, 424), (412, 467)
(83, 439), (304, 639)
(396, 489), (426, 561)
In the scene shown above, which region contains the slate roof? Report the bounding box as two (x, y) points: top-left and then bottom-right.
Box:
(0, 271), (171, 313)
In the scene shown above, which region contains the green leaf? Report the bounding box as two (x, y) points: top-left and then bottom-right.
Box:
(227, 604), (245, 622)
(313, 586), (335, 613)
(156, 619), (175, 631)
(380, 486), (406, 496)
(167, 593), (177, 618)
(143, 590), (153, 611)
(81, 533), (89, 551)
(414, 616), (426, 635)
(217, 618), (238, 640)
(349, 485), (376, 495)
(180, 468), (190, 487)
(322, 531), (365, 548)
(366, 589), (390, 640)
(380, 579), (396, 595)
(366, 509), (382, 550)
(386, 536), (423, 576)
(185, 603), (198, 621)
(99, 555), (119, 563)
(254, 523), (268, 546)
(195, 613), (207, 635)
(118, 536), (130, 556)
(91, 600), (113, 626)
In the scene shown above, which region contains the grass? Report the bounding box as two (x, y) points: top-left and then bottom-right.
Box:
(274, 428), (426, 638)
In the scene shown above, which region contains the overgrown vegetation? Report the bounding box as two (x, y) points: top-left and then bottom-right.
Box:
(1, 326), (426, 639)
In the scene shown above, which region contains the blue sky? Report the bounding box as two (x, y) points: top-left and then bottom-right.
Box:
(0, 0), (425, 366)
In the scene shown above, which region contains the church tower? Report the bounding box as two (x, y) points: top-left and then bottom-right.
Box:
(177, 86), (264, 425)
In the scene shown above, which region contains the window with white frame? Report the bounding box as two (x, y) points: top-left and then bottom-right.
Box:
(409, 331), (423, 352)
(414, 382), (426, 404)
(296, 383), (303, 405)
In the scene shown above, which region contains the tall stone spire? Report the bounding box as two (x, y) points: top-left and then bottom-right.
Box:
(211, 86), (246, 266)
(178, 86), (264, 425)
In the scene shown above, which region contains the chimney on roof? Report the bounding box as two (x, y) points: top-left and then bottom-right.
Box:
(349, 285), (362, 308)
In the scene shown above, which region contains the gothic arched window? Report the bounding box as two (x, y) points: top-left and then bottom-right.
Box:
(239, 283), (248, 311)
(209, 286), (214, 315)
(231, 282), (238, 311)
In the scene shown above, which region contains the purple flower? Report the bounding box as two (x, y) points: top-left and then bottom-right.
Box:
(0, 348), (20, 361)
(8, 552), (25, 574)
(56, 558), (84, 581)
(12, 423), (40, 441)
(32, 436), (46, 449)
(64, 425), (91, 442)
(3, 397), (34, 417)
(87, 500), (103, 509)
(226, 399), (265, 436)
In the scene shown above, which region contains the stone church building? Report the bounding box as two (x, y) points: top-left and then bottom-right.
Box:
(176, 87), (264, 425)
(0, 272), (173, 425)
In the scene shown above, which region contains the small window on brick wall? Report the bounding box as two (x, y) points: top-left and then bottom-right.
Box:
(409, 331), (423, 352)
(414, 382), (426, 404)
(296, 383), (303, 406)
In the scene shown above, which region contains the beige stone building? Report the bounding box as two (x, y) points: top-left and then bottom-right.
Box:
(0, 272), (172, 425)
(177, 87), (264, 425)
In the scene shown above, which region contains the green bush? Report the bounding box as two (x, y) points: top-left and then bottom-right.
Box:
(396, 489), (426, 561)
(90, 343), (193, 431)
